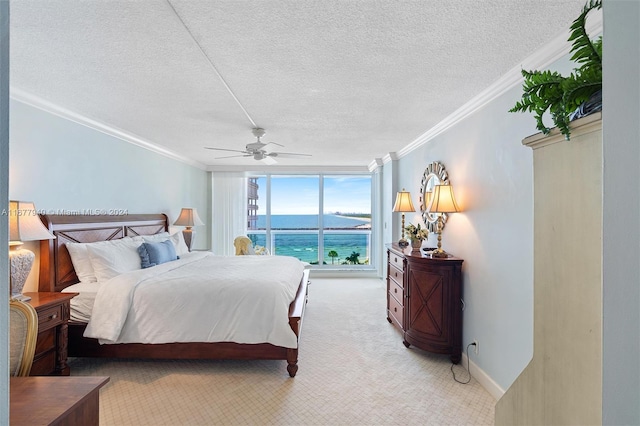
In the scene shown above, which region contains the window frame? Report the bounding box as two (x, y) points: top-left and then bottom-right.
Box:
(247, 172), (375, 270)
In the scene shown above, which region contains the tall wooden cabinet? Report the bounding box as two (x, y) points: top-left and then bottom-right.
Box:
(386, 244), (464, 363)
(495, 114), (602, 425)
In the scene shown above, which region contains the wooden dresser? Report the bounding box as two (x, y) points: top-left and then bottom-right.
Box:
(25, 292), (78, 376)
(386, 244), (464, 363)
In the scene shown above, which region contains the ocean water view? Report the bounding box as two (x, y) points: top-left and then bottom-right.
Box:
(254, 214), (369, 229)
(249, 214), (371, 264)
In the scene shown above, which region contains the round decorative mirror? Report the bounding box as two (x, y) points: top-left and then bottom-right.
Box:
(419, 161), (450, 233)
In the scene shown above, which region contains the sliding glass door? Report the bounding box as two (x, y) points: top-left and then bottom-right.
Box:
(247, 174), (373, 269)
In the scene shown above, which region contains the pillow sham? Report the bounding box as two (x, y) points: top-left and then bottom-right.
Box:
(85, 236), (144, 282)
(170, 231), (190, 256)
(66, 242), (98, 283)
(137, 240), (178, 268)
(141, 232), (170, 243)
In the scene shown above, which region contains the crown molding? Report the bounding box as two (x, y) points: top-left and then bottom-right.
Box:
(207, 164), (370, 173)
(368, 158), (384, 172)
(397, 11), (603, 159)
(10, 87), (208, 170)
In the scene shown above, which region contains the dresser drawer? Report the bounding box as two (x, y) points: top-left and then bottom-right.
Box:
(388, 294), (404, 329)
(389, 278), (404, 304)
(37, 305), (64, 332)
(388, 264), (404, 287)
(389, 252), (404, 271)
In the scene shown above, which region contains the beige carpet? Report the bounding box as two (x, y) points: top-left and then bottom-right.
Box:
(69, 277), (495, 425)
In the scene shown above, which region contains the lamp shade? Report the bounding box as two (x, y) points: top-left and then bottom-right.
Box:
(9, 201), (55, 245)
(173, 208), (204, 227)
(392, 189), (416, 213)
(426, 185), (460, 213)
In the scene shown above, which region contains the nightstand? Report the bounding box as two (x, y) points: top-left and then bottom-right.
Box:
(24, 292), (78, 376)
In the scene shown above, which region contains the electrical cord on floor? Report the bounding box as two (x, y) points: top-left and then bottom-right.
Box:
(451, 342), (475, 384)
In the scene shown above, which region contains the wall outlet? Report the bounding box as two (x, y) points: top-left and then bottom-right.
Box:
(473, 340), (479, 355)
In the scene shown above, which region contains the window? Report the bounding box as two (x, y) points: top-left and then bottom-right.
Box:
(247, 174), (372, 269)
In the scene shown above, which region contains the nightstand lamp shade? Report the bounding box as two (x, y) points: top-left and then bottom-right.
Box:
(425, 185), (460, 258)
(9, 201), (55, 301)
(173, 207), (204, 251)
(393, 189), (416, 248)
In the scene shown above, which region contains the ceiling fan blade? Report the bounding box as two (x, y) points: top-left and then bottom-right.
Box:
(215, 154), (252, 159)
(260, 142), (284, 151)
(204, 147), (248, 154)
(271, 152), (312, 157)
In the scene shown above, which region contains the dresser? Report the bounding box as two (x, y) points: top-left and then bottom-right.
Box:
(25, 292), (77, 376)
(386, 244), (464, 363)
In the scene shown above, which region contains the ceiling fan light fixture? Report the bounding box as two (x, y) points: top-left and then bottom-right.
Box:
(261, 155), (277, 165)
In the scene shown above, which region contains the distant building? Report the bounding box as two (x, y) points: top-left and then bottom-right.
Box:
(247, 177), (259, 229)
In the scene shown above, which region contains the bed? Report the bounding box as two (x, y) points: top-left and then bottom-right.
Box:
(37, 213), (310, 377)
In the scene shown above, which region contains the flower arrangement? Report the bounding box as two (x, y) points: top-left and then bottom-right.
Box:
(405, 223), (429, 241)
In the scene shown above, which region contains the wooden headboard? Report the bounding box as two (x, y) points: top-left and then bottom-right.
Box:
(38, 214), (168, 292)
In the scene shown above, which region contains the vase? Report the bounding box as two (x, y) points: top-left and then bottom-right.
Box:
(410, 239), (422, 250)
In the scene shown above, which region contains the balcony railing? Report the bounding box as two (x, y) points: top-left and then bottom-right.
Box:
(247, 229), (372, 268)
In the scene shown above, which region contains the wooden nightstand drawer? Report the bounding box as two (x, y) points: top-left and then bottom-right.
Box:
(37, 305), (64, 331)
(389, 265), (404, 287)
(30, 350), (56, 376)
(35, 327), (56, 355)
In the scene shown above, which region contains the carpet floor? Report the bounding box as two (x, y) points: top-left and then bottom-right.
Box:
(69, 277), (495, 425)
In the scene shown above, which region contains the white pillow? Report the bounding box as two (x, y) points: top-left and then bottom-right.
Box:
(86, 236), (144, 282)
(142, 231), (189, 256)
(170, 231), (190, 256)
(66, 242), (98, 283)
(141, 232), (170, 243)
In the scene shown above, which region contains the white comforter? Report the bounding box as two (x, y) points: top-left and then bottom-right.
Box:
(84, 252), (305, 348)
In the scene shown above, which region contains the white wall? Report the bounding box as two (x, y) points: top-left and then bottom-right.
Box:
(9, 99), (211, 290)
(602, 1), (640, 423)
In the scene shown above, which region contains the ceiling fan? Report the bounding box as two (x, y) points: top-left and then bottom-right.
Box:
(205, 128), (312, 165)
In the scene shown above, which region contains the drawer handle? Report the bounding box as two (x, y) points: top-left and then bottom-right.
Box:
(395, 272), (398, 278)
(48, 313), (58, 320)
(394, 307), (397, 312)
(394, 288), (397, 293)
(394, 257), (397, 262)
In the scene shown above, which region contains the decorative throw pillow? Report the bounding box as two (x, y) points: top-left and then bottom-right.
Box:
(137, 240), (178, 269)
(142, 231), (189, 256)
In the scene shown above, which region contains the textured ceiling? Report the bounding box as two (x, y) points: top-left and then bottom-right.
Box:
(10, 0), (588, 170)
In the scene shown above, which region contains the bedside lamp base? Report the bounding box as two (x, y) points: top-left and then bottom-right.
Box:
(9, 248), (34, 302)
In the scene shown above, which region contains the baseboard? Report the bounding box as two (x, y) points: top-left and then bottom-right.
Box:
(461, 352), (505, 401)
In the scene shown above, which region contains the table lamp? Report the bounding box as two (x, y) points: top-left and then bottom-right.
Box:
(392, 189), (415, 248)
(173, 207), (204, 251)
(425, 185), (460, 258)
(9, 201), (56, 301)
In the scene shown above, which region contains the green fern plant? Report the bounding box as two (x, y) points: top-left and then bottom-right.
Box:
(510, 0), (602, 139)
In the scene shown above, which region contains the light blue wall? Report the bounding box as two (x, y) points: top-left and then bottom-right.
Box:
(0, 1), (10, 423)
(383, 53), (579, 391)
(9, 100), (211, 249)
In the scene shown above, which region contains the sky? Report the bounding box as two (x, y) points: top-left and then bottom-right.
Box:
(256, 175), (371, 215)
